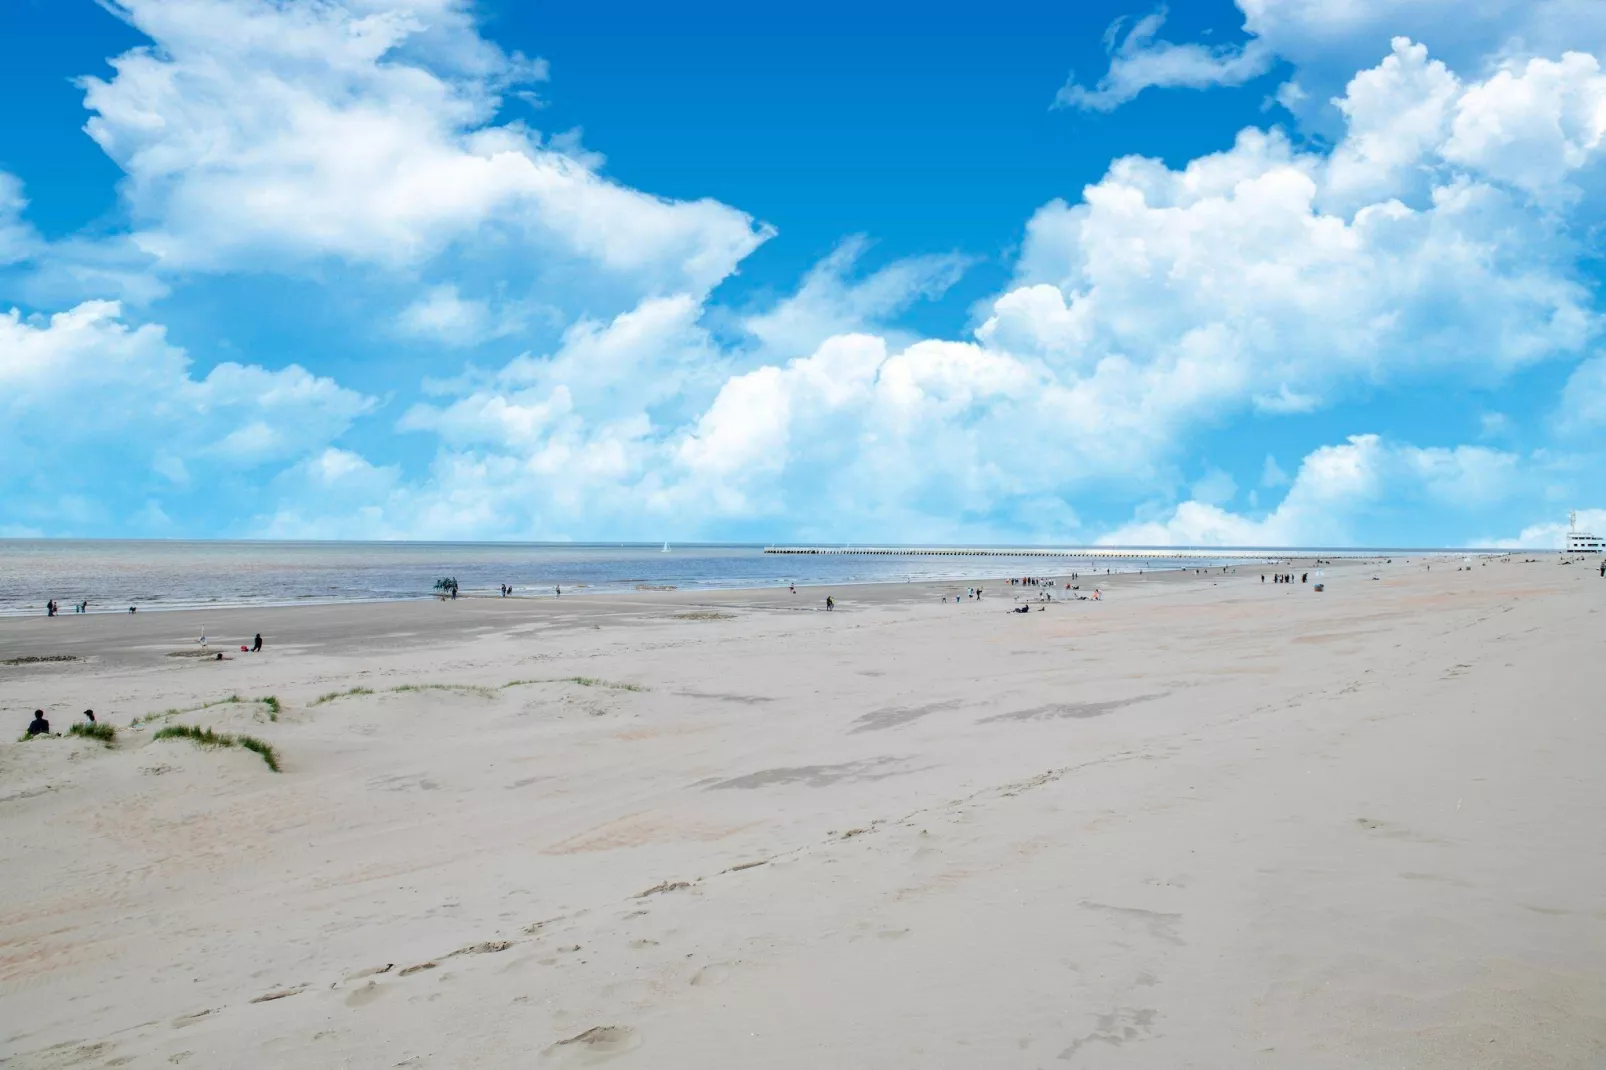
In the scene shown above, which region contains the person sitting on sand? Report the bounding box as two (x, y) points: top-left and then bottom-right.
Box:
(83, 710), (95, 724)
(27, 710), (49, 736)
(252, 633), (262, 653)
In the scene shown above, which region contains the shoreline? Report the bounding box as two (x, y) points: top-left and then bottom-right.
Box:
(0, 549), (1449, 620)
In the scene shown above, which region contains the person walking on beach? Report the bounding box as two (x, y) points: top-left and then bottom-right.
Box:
(825, 596), (834, 612)
(252, 633), (262, 653)
(27, 710), (49, 736)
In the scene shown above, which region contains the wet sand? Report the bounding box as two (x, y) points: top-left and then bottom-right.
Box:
(2, 555), (1603, 1067)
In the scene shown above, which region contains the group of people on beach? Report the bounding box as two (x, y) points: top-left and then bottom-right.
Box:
(44, 600), (92, 616)
(45, 600), (140, 614)
(25, 708), (95, 737)
(1264, 573), (1307, 584)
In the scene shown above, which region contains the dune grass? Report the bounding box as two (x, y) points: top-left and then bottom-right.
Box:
(391, 682), (495, 697)
(153, 724), (281, 772)
(132, 693), (281, 727)
(311, 683), (498, 705)
(560, 676), (648, 691)
(303, 677), (649, 707)
(237, 736), (281, 772)
(68, 722), (117, 746)
(501, 676), (648, 692)
(311, 686), (375, 705)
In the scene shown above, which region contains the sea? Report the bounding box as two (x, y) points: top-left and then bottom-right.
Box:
(0, 540), (1262, 616)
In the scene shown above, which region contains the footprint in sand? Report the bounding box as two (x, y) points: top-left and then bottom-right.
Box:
(545, 1025), (640, 1058)
(689, 963), (732, 986)
(345, 981), (386, 1007)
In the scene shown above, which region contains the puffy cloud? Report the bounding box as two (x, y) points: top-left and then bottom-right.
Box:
(1323, 38), (1462, 209)
(1099, 434), (1524, 546)
(0, 300), (372, 533)
(994, 87), (1596, 431)
(1055, 7), (1276, 111)
(666, 332), (1125, 537)
(82, 0), (770, 298)
(1064, 0), (1606, 128)
(1442, 52), (1606, 203)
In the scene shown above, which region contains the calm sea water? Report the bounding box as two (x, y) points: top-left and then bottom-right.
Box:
(0, 540), (1224, 616)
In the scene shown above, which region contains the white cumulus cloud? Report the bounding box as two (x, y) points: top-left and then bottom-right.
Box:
(1099, 434), (1525, 546)
(82, 0), (771, 299)
(0, 300), (373, 533)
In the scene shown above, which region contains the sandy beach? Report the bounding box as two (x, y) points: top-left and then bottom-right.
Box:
(2, 556), (1604, 1068)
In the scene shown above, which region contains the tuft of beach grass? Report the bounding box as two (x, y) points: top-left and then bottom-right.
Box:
(502, 676), (648, 692)
(133, 693), (278, 727)
(237, 735), (281, 772)
(311, 686), (375, 706)
(565, 676), (648, 691)
(390, 683), (495, 697)
(68, 722), (117, 747)
(153, 724), (281, 772)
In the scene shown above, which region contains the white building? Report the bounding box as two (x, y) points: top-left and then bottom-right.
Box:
(1566, 511), (1603, 553)
(1568, 530), (1604, 553)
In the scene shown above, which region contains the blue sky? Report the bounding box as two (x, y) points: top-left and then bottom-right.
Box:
(1, 0), (1603, 547)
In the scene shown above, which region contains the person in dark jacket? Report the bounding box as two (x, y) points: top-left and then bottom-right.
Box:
(27, 710), (49, 736)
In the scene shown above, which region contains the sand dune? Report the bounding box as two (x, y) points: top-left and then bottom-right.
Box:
(2, 557), (1604, 1067)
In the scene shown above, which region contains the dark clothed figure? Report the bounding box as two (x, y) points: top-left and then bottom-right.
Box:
(252, 633), (263, 652)
(27, 712), (49, 736)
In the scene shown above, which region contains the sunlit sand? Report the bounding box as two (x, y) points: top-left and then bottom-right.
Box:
(3, 556), (1603, 1067)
